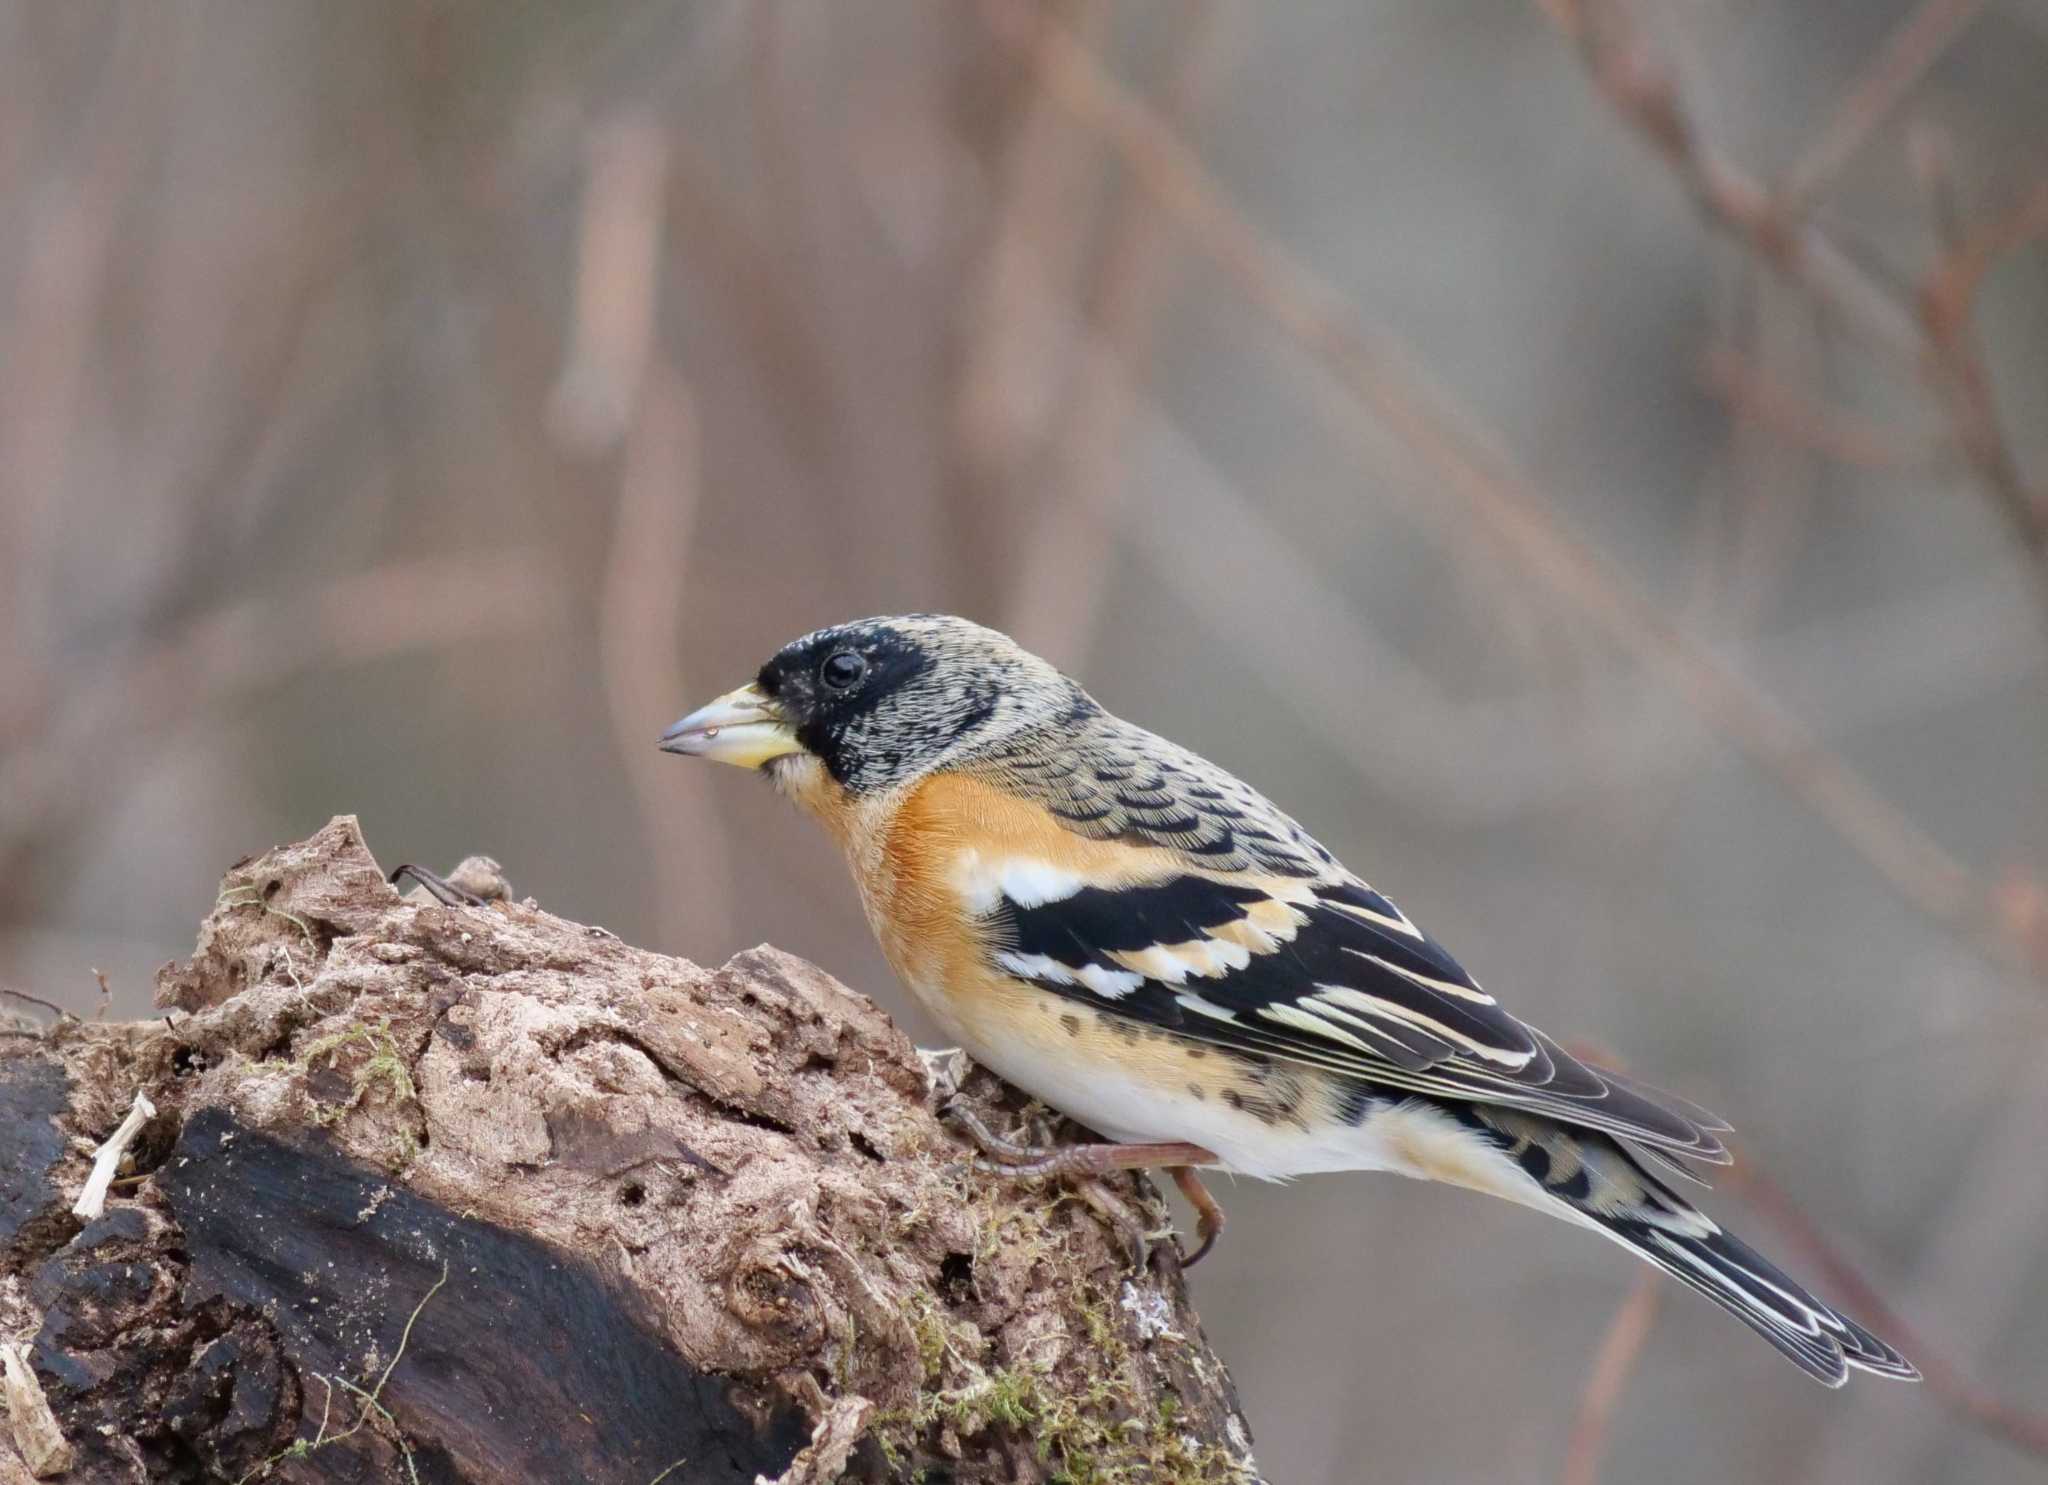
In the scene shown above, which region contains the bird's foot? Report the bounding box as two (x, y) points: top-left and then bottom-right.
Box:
(940, 1102), (1222, 1269)
(1169, 1166), (1227, 1268)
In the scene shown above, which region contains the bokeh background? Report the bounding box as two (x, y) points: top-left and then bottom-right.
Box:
(4, 2), (2047, 1481)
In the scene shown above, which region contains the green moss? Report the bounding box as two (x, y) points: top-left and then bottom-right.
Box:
(295, 1017), (424, 1173)
(873, 1124), (1255, 1482)
(877, 1268), (1250, 1483)
(299, 1018), (418, 1123)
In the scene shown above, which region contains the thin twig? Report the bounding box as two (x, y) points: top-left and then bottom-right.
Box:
(1780, 0), (1988, 213)
(1917, 178), (2048, 561)
(1535, 0), (2048, 610)
(1533, 0), (1922, 357)
(983, 0), (2035, 983)
(73, 1090), (157, 1221)
(0, 983), (74, 1021)
(1561, 1272), (1662, 1485)
(1006, 1), (1226, 667)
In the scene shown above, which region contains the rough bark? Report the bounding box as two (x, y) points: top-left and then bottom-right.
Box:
(0, 818), (1260, 1484)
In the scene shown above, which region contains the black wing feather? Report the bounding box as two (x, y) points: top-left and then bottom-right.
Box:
(989, 872), (1731, 1163)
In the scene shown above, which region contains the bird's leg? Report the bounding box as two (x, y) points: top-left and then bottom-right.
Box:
(968, 1138), (1219, 1181)
(1169, 1166), (1226, 1267)
(941, 1102), (1221, 1266)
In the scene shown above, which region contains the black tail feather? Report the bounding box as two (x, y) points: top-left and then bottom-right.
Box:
(1593, 1213), (1917, 1387)
(1464, 1102), (1916, 1385)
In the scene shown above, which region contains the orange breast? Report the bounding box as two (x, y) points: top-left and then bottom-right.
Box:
(867, 772), (1162, 1040)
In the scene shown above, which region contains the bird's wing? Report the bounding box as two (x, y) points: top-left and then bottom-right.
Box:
(968, 727), (1732, 1164)
(980, 716), (1340, 878)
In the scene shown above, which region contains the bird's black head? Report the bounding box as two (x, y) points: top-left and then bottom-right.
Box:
(662, 614), (1093, 795)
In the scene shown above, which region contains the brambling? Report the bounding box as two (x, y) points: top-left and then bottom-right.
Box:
(661, 614), (1916, 1386)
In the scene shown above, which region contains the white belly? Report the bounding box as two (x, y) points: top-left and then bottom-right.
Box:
(961, 1025), (1550, 1207)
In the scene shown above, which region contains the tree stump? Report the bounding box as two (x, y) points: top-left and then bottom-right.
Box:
(0, 818), (1261, 1484)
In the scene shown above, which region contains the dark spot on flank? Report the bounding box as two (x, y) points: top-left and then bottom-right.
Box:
(1187, 1084), (1208, 1101)
(1111, 1021), (1142, 1046)
(1060, 1015), (1081, 1038)
(1222, 1090), (1245, 1112)
(1554, 1165), (1592, 1203)
(1186, 1047), (1207, 1060)
(1516, 1142), (1553, 1183)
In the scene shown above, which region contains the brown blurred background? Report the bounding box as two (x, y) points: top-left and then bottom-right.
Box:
(4, 2), (2046, 1481)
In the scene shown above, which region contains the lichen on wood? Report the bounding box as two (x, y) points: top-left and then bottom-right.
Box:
(0, 817), (1261, 1483)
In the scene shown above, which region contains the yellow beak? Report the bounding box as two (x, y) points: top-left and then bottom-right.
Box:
(657, 681), (802, 768)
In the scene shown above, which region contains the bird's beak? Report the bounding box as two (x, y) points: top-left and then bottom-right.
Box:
(657, 681), (801, 768)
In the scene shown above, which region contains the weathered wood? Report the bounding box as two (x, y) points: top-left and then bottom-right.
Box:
(0, 817), (1261, 1483)
(0, 1058), (68, 1261)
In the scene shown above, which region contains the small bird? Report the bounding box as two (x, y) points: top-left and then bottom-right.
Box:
(661, 614), (1916, 1386)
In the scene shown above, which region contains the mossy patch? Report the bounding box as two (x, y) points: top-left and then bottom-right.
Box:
(296, 1017), (423, 1170)
(300, 1019), (417, 1111)
(872, 1166), (1254, 1485)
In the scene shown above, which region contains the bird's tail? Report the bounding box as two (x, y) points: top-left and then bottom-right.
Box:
(1467, 1106), (1919, 1386)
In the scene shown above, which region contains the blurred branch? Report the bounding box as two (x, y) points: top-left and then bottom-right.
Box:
(0, 7), (165, 720)
(1534, 0), (2048, 597)
(663, 130), (839, 473)
(598, 365), (733, 955)
(1731, 1161), (2048, 1462)
(1916, 173), (2048, 564)
(0, 550), (568, 868)
(956, 0), (1108, 492)
(1698, 346), (1941, 473)
(549, 117), (670, 450)
(554, 109), (733, 954)
(1532, 0), (1921, 355)
(1005, 2), (1225, 667)
(983, 0), (2041, 983)
(1780, 0), (1987, 214)
(1561, 1272), (1662, 1485)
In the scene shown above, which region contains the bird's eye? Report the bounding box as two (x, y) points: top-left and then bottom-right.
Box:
(820, 650), (867, 691)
